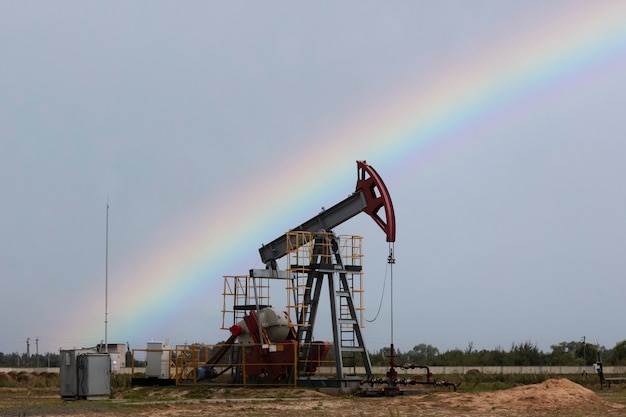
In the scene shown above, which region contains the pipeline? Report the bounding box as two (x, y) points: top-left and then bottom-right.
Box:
(360, 363), (459, 391)
(360, 345), (459, 392)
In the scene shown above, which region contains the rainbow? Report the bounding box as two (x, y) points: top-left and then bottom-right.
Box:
(63, 2), (626, 349)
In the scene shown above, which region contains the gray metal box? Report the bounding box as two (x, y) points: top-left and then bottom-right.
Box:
(78, 354), (111, 398)
(59, 350), (110, 399)
(59, 349), (78, 398)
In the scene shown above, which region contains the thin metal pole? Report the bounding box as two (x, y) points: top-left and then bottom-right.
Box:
(105, 201), (109, 353)
(388, 244), (395, 346)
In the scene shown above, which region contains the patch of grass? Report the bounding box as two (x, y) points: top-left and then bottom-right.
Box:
(181, 385), (213, 399)
(451, 371), (607, 393)
(311, 400), (324, 410)
(110, 373), (132, 392)
(596, 385), (626, 406)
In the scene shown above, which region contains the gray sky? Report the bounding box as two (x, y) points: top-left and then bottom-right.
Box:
(2, 1), (626, 356)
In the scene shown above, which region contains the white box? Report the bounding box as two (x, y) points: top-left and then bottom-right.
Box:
(146, 341), (170, 378)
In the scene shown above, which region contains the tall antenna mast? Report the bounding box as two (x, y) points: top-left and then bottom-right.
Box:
(104, 200), (109, 353)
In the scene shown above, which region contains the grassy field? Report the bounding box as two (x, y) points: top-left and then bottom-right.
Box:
(2, 372), (626, 417)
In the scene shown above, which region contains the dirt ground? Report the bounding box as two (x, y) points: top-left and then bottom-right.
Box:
(2, 378), (626, 417)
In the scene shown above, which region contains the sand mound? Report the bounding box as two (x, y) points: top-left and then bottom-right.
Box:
(450, 378), (618, 414)
(486, 378), (601, 407)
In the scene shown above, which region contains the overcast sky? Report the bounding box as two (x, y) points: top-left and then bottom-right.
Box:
(2, 1), (626, 357)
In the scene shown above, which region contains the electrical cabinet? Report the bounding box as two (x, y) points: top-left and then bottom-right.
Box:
(78, 354), (110, 398)
(59, 349), (110, 399)
(60, 350), (79, 398)
(145, 341), (171, 379)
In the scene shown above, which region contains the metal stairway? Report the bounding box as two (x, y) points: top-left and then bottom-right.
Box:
(286, 231), (372, 382)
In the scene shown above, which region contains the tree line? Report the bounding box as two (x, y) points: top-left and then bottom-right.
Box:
(0, 352), (61, 367)
(3, 339), (626, 368)
(369, 340), (626, 367)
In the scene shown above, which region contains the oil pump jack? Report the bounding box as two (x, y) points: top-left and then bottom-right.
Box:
(199, 161), (393, 389)
(202, 161), (456, 391)
(254, 160), (396, 387)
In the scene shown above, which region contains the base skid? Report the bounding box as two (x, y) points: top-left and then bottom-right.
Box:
(296, 375), (363, 392)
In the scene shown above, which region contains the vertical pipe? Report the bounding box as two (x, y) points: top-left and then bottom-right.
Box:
(388, 244), (395, 348)
(328, 271), (343, 380)
(242, 346), (247, 387)
(293, 342), (298, 387)
(105, 202), (109, 353)
(252, 276), (263, 344)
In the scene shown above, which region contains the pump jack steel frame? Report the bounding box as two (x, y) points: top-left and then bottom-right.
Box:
(254, 161), (396, 388)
